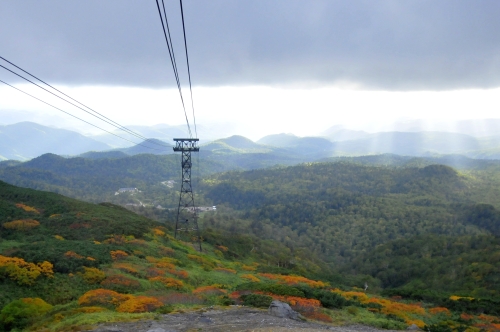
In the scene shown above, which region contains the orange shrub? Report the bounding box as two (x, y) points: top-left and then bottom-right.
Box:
(242, 265), (256, 271)
(187, 254), (205, 264)
(303, 311), (333, 323)
(258, 273), (326, 288)
(146, 267), (165, 277)
(3, 219), (40, 231)
(104, 235), (127, 244)
(74, 306), (107, 313)
(64, 251), (84, 259)
(241, 274), (260, 282)
(101, 274), (141, 289)
(112, 263), (140, 275)
(429, 307), (450, 316)
(460, 313), (474, 321)
(149, 276), (183, 289)
(156, 261), (175, 269)
(146, 256), (158, 263)
(167, 269), (189, 279)
(81, 267), (106, 284)
(214, 267), (236, 274)
(116, 296), (163, 313)
(110, 250), (129, 260)
(159, 246), (175, 256)
(193, 285), (226, 295)
(216, 245), (229, 252)
(78, 289), (131, 307)
(0, 255), (53, 285)
(15, 203), (40, 214)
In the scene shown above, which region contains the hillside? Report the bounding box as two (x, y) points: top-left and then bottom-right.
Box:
(198, 162), (500, 298)
(2, 181), (500, 331)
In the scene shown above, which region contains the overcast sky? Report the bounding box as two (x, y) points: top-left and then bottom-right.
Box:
(1, 0), (500, 140)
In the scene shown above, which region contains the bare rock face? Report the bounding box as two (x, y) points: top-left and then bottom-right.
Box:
(268, 300), (301, 320)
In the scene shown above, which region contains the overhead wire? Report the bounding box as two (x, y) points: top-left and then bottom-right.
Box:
(0, 78), (166, 152)
(179, 0), (197, 138)
(0, 56), (168, 148)
(0, 58), (171, 149)
(155, 0), (192, 138)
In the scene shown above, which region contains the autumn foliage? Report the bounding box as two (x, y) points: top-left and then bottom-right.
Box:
(15, 203), (40, 214)
(2, 219), (40, 231)
(241, 274), (260, 282)
(110, 250), (129, 260)
(78, 289), (131, 307)
(81, 267), (106, 284)
(0, 255), (53, 285)
(116, 296), (163, 313)
(101, 274), (141, 290)
(148, 276), (184, 289)
(258, 273), (326, 288)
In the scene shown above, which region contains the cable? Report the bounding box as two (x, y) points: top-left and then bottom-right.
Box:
(155, 0), (192, 138)
(0, 65), (172, 147)
(0, 79), (165, 152)
(0, 56), (168, 147)
(179, 0), (198, 138)
(0, 59), (170, 149)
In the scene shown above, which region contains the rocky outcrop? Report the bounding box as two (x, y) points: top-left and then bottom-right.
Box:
(268, 300), (302, 321)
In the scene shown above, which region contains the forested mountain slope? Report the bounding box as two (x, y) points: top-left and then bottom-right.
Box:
(199, 162), (500, 297)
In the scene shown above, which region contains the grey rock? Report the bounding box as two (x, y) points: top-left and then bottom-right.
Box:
(146, 329), (178, 332)
(198, 316), (214, 324)
(268, 300), (301, 321)
(407, 324), (420, 330)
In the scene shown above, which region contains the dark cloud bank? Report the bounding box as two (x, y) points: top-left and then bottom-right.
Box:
(1, 0), (500, 90)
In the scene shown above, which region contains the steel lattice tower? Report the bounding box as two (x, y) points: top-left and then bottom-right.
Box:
(173, 138), (201, 251)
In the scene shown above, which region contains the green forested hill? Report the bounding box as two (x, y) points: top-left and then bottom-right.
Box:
(198, 162), (500, 297)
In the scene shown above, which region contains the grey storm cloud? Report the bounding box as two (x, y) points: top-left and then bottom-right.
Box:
(1, 0), (500, 90)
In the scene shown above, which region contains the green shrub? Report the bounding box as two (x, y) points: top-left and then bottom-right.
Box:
(240, 294), (273, 308)
(0, 298), (52, 331)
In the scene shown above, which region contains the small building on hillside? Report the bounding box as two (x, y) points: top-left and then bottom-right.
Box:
(115, 188), (139, 195)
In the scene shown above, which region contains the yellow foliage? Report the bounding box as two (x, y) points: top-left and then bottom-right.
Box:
(54, 235), (65, 240)
(241, 274), (260, 282)
(49, 214), (61, 218)
(3, 219), (40, 230)
(450, 295), (474, 301)
(153, 228), (165, 236)
(0, 255), (53, 285)
(81, 267), (106, 284)
(15, 203), (40, 214)
(242, 265), (256, 271)
(146, 256), (158, 263)
(149, 276), (184, 289)
(93, 240), (101, 245)
(73, 306), (108, 314)
(116, 296), (163, 313)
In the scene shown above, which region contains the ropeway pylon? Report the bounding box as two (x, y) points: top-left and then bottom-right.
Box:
(173, 138), (202, 251)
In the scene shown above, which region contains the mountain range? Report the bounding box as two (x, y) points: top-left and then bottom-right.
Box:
(3, 121), (500, 162)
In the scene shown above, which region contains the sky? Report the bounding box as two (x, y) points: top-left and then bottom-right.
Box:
(1, 0), (500, 141)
